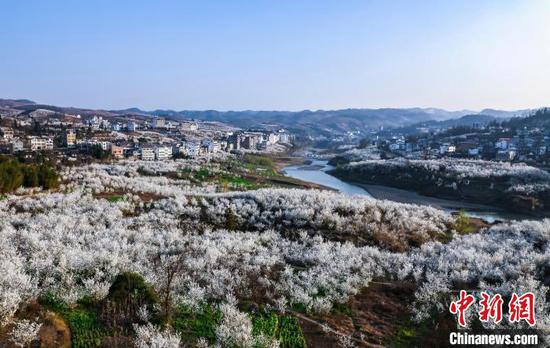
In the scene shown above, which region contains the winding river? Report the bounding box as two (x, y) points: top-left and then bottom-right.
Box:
(283, 159), (534, 222)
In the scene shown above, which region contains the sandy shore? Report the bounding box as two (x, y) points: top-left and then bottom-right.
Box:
(272, 156), (306, 172)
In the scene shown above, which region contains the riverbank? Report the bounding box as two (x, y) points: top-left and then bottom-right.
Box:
(282, 159), (371, 196)
(282, 159), (538, 222)
(329, 160), (550, 218)
(357, 183), (503, 211)
(355, 183), (536, 221)
(271, 155), (307, 172)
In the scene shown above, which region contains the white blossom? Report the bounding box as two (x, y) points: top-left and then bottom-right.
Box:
(134, 323), (181, 348)
(10, 319), (42, 347)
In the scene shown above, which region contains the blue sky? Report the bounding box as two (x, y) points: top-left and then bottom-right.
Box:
(1, 0), (549, 111)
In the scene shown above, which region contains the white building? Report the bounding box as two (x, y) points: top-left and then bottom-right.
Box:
(89, 116), (103, 130)
(166, 121), (179, 129)
(90, 139), (112, 151)
(0, 127), (14, 140)
(267, 133), (280, 145)
(468, 148), (480, 156)
(128, 121), (139, 132)
(439, 143), (456, 155)
(154, 145), (172, 160)
(389, 143), (400, 151)
(140, 146), (155, 160)
(180, 122), (198, 132)
(152, 117), (165, 129)
(201, 139), (221, 153)
(182, 142), (200, 156)
(65, 130), (76, 146)
(495, 138), (512, 150)
(278, 130), (292, 144)
(496, 149), (516, 161)
(28, 136), (54, 151)
(11, 138), (24, 152)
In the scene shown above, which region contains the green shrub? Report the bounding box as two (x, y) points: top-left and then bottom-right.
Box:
(453, 210), (476, 235)
(106, 272), (159, 305)
(194, 168), (211, 181)
(38, 292), (68, 313)
(224, 207), (238, 231)
(0, 155), (58, 193)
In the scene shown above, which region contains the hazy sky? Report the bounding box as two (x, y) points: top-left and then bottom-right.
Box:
(1, 0), (549, 111)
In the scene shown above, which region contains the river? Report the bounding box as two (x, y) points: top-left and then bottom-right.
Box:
(283, 159), (533, 222)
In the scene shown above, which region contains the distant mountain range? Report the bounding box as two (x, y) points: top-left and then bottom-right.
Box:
(111, 106), (532, 137)
(0, 98), (535, 136)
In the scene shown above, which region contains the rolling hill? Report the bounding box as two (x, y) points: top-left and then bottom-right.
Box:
(0, 98), (534, 137)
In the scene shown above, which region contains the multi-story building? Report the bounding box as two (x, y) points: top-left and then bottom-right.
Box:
(90, 138), (112, 151)
(278, 130), (292, 144)
(182, 142), (200, 156)
(140, 146), (155, 160)
(27, 136), (54, 151)
(154, 145), (172, 160)
(89, 116), (103, 130)
(267, 132), (280, 145)
(495, 138), (512, 150)
(152, 117), (165, 129)
(201, 139), (221, 153)
(439, 143), (456, 155)
(111, 145), (124, 159)
(128, 121), (139, 132)
(229, 134), (240, 150)
(241, 132), (263, 149)
(0, 127), (14, 140)
(166, 121), (179, 129)
(496, 149), (516, 161)
(11, 138), (24, 152)
(65, 130), (76, 146)
(180, 122), (198, 132)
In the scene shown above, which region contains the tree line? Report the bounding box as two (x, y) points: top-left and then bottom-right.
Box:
(0, 155), (59, 194)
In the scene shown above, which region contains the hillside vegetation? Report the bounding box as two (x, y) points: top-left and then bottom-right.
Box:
(0, 157), (547, 346)
(330, 158), (550, 216)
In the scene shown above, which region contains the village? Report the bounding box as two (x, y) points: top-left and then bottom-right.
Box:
(0, 110), (294, 162)
(372, 113), (550, 167)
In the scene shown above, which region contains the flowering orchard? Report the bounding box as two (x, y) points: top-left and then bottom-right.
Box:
(0, 159), (548, 346)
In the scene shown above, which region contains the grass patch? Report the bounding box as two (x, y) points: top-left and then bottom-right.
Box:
(106, 195), (125, 203)
(390, 327), (419, 348)
(173, 303), (306, 347)
(252, 311), (306, 348)
(39, 293), (108, 348)
(39, 292), (68, 313)
(453, 210), (477, 235)
(65, 310), (108, 348)
(242, 155), (281, 178)
(387, 309), (455, 348)
(173, 304), (222, 345)
(278, 315), (307, 348)
(219, 174), (257, 190)
(194, 168), (212, 181)
(332, 302), (353, 316)
(252, 311), (279, 339)
(244, 154), (274, 168)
